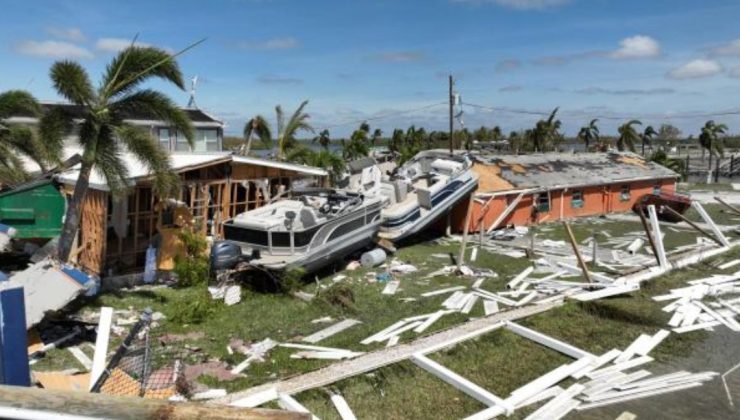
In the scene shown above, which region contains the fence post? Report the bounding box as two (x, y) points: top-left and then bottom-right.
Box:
(685, 155), (690, 179)
(715, 158), (721, 183)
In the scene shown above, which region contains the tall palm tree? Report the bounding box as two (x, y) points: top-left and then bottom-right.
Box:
(576, 119), (599, 152)
(531, 107), (561, 152)
(698, 120), (727, 170)
(243, 101), (314, 161)
(390, 128), (404, 154)
(0, 90), (63, 184)
(290, 148), (345, 185)
(640, 125), (657, 156)
(617, 120), (642, 152)
(371, 128), (383, 147)
(342, 122), (371, 160)
(41, 46), (195, 262)
(240, 115), (271, 156)
(312, 129), (331, 150)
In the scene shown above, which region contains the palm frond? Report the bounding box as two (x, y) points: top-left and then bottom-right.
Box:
(243, 115), (273, 149)
(111, 89), (194, 145)
(115, 124), (179, 197)
(102, 47), (186, 98)
(38, 106), (73, 155)
(0, 90), (42, 119)
(50, 61), (95, 105)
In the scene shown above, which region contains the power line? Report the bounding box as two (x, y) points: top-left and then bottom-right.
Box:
(463, 101), (740, 121)
(316, 101), (447, 131)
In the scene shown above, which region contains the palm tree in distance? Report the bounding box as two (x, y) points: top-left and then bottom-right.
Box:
(342, 121), (371, 160)
(0, 90), (61, 184)
(640, 125), (657, 156)
(41, 44), (198, 262)
(576, 119), (599, 153)
(531, 107), (561, 152)
(242, 100), (314, 160)
(698, 120), (728, 170)
(240, 115), (271, 156)
(617, 120), (642, 152)
(312, 129), (331, 150)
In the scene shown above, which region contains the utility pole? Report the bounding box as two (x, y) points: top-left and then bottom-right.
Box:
(449, 74), (454, 155)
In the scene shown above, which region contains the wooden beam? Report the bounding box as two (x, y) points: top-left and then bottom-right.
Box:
(504, 322), (594, 360)
(714, 196), (740, 216)
(457, 196), (475, 271)
(410, 353), (514, 413)
(0, 385), (303, 420)
(90, 307), (113, 390)
(562, 221), (592, 283)
(486, 193), (524, 234)
(647, 205), (669, 270)
(636, 207), (661, 266)
(661, 206), (724, 247)
(692, 201), (731, 247)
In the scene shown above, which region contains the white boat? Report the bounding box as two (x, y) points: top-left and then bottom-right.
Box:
(378, 151), (478, 242)
(214, 189), (388, 272)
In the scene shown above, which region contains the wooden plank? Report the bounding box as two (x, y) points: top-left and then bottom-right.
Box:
(563, 221), (592, 283)
(302, 319), (361, 344)
(505, 322), (594, 359)
(215, 303), (561, 406)
(329, 394), (357, 420)
(507, 357), (594, 407)
(647, 205), (668, 270)
(89, 307), (113, 389)
(486, 193), (524, 234)
(68, 346), (93, 371)
(507, 266), (534, 289)
(411, 353), (514, 413)
(277, 394), (319, 420)
(523, 383), (583, 420)
(421, 286), (466, 297)
(457, 196), (476, 271)
(692, 201), (730, 247)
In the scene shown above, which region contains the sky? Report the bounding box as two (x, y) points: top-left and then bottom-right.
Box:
(1, 0), (740, 138)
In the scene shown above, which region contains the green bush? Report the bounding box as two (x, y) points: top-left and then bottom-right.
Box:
(171, 228), (215, 323)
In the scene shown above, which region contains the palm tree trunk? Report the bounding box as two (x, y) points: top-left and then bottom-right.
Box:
(58, 159), (93, 263)
(243, 136), (253, 156)
(641, 138), (645, 156)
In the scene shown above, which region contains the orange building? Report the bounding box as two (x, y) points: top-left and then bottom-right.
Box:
(452, 152), (680, 232)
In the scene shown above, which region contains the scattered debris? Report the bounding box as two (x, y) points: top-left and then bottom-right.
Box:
(224, 285), (242, 306)
(281, 343), (364, 360)
(230, 339), (277, 374)
(381, 280), (400, 295)
(302, 319), (362, 344)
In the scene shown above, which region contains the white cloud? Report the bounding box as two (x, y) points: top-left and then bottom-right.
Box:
(710, 39), (740, 57)
(95, 37), (151, 52)
(15, 40), (93, 59)
(46, 27), (86, 42)
(667, 59), (723, 79)
(610, 35), (660, 59)
(237, 37), (298, 51)
(452, 0), (571, 10)
(372, 51), (427, 63)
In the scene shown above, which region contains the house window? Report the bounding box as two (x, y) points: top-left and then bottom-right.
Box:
(620, 184), (631, 201)
(653, 184), (662, 195)
(536, 193), (550, 212)
(175, 131), (190, 152)
(158, 128), (171, 150)
(193, 129), (219, 152)
(571, 190), (584, 208)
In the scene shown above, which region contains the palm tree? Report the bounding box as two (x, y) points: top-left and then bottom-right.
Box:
(0, 90), (61, 184)
(240, 115), (271, 156)
(617, 120), (642, 152)
(576, 119), (599, 152)
(371, 128), (382, 147)
(342, 122), (371, 160)
(290, 148), (345, 185)
(531, 107), (561, 152)
(389, 128), (404, 153)
(312, 129), (331, 150)
(242, 100), (314, 161)
(640, 125), (657, 156)
(698, 120), (727, 170)
(41, 46), (195, 263)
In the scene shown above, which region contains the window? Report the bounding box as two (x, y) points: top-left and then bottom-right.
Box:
(193, 129), (219, 152)
(653, 184), (662, 195)
(620, 184), (631, 201)
(571, 190), (584, 208)
(175, 131), (190, 152)
(158, 128), (171, 150)
(536, 193), (550, 212)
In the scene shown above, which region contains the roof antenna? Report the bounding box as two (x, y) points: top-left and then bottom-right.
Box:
(187, 76), (198, 109)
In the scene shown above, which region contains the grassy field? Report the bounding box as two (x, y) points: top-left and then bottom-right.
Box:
(30, 197), (739, 418)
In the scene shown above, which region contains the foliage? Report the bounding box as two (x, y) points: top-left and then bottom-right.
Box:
(240, 100), (314, 161)
(576, 119), (599, 152)
(42, 44), (195, 262)
(313, 129), (331, 149)
(317, 283), (356, 311)
(698, 120), (727, 159)
(342, 122), (371, 160)
(649, 149), (685, 174)
(0, 90), (61, 184)
(640, 125), (657, 155)
(288, 146), (346, 186)
(171, 228), (216, 323)
(617, 120), (642, 152)
(528, 107), (562, 152)
(658, 124), (681, 142)
(280, 266), (307, 293)
(240, 115), (272, 155)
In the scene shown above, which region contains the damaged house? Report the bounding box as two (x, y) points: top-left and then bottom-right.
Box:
(4, 104), (328, 275)
(452, 152), (680, 231)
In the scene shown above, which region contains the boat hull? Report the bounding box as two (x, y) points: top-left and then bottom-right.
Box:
(379, 172), (479, 242)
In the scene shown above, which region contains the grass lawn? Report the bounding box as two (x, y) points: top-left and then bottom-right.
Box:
(30, 195), (738, 418)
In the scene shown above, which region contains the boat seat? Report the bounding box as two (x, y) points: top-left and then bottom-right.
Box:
(300, 208), (319, 228)
(417, 176), (448, 210)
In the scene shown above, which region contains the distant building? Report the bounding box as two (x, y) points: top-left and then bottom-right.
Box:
(6, 103), (225, 153)
(450, 151), (680, 231)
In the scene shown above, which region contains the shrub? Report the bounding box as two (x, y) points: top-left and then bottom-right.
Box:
(171, 228), (215, 323)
